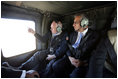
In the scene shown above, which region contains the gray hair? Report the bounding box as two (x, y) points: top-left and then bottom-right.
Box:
(74, 13), (88, 20)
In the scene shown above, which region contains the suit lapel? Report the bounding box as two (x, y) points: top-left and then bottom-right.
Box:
(79, 29), (92, 47)
(70, 29), (92, 47)
(71, 32), (78, 45)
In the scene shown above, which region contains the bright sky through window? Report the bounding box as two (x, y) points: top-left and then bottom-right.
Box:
(0, 18), (36, 57)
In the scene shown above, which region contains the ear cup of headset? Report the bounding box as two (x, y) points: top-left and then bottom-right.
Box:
(80, 17), (89, 28)
(57, 26), (62, 33)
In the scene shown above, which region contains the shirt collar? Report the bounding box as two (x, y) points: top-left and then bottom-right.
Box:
(52, 31), (62, 37)
(78, 28), (88, 37)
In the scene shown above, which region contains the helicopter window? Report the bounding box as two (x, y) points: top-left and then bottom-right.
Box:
(0, 18), (36, 57)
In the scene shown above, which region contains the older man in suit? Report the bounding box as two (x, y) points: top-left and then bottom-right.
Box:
(51, 13), (100, 77)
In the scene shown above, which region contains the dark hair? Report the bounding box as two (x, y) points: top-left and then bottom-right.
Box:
(53, 20), (61, 24)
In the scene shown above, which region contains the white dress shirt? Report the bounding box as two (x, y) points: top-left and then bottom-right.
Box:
(73, 28), (88, 46)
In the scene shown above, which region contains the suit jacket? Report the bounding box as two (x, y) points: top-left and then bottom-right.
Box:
(86, 36), (117, 78)
(67, 28), (100, 61)
(35, 31), (68, 59)
(1, 66), (23, 78)
(34, 31), (51, 46)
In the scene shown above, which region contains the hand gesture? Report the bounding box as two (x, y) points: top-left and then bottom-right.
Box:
(28, 28), (35, 34)
(46, 54), (56, 61)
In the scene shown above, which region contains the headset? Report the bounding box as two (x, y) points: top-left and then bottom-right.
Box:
(56, 24), (62, 33)
(80, 15), (89, 28)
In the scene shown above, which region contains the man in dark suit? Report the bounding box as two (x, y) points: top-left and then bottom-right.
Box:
(18, 20), (68, 72)
(1, 66), (39, 78)
(86, 30), (117, 78)
(51, 13), (100, 77)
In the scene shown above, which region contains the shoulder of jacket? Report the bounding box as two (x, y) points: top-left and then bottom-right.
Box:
(88, 28), (98, 34)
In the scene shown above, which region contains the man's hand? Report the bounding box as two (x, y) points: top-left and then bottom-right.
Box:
(69, 56), (79, 68)
(28, 28), (35, 34)
(68, 56), (87, 68)
(46, 54), (56, 60)
(26, 70), (40, 78)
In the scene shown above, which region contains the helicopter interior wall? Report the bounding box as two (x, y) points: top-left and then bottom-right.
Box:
(62, 5), (116, 32)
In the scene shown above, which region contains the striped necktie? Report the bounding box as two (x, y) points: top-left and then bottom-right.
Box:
(72, 32), (83, 49)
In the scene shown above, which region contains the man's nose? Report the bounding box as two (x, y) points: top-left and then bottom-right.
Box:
(73, 23), (75, 27)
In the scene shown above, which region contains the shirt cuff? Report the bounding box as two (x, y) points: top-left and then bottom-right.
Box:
(20, 70), (26, 78)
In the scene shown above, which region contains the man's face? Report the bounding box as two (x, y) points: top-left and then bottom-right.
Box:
(73, 16), (81, 31)
(50, 21), (57, 34)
